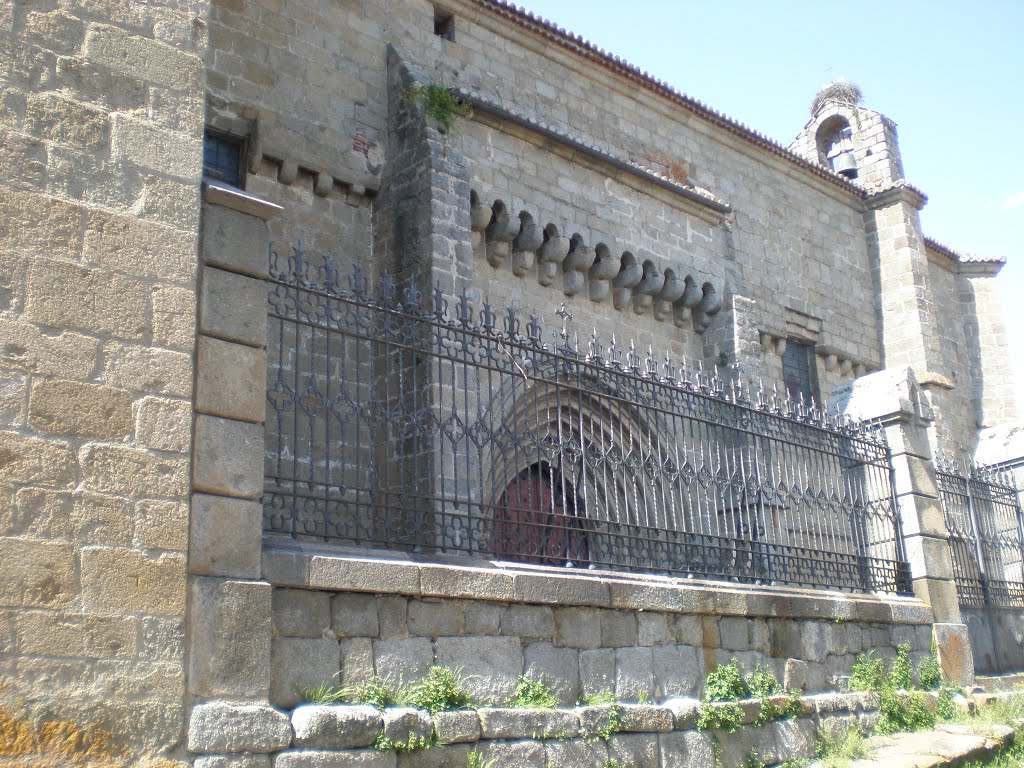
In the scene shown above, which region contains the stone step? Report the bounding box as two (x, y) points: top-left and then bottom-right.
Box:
(808, 723), (1014, 768)
(975, 672), (1024, 693)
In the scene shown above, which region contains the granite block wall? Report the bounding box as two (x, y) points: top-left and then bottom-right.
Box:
(0, 1), (208, 764)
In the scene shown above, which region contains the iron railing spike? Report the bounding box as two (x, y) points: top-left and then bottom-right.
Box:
(527, 314), (543, 346)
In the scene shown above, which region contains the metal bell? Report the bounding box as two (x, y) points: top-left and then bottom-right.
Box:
(832, 150), (858, 178)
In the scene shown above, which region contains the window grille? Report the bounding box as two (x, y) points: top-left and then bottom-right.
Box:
(782, 341), (817, 404)
(203, 130), (244, 187)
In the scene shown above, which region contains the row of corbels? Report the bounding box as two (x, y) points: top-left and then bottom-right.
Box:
(758, 332), (871, 379)
(470, 194), (723, 333)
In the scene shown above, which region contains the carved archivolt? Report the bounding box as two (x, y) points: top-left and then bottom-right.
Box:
(470, 190), (722, 333)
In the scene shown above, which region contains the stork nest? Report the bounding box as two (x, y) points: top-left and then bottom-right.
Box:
(810, 82), (863, 115)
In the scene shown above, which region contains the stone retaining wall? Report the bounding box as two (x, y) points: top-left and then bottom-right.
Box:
(263, 552), (934, 711)
(963, 605), (1024, 676)
(188, 691), (886, 768)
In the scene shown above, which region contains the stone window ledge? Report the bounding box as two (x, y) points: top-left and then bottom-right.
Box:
(262, 541), (932, 626)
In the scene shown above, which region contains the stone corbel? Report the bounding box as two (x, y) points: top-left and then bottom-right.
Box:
(511, 212), (543, 277)
(691, 283), (722, 333)
(470, 195), (491, 251)
(537, 228), (570, 287)
(612, 252), (643, 310)
(562, 236), (595, 297)
(484, 202), (520, 268)
(632, 259), (664, 315)
(674, 275), (703, 328)
(313, 172), (333, 197)
(654, 268), (685, 321)
(588, 244), (619, 303)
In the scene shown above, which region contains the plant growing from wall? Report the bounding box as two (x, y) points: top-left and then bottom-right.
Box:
(301, 680), (348, 704)
(406, 81), (471, 134)
(847, 651), (886, 693)
(814, 723), (867, 768)
(845, 645), (936, 734)
(466, 750), (495, 768)
(888, 644), (913, 690)
(698, 659), (802, 732)
(917, 642), (942, 691)
(935, 687), (958, 721)
(508, 675), (558, 709)
(579, 690), (622, 741)
(408, 666), (474, 713)
(876, 688), (935, 734)
(348, 676), (410, 708)
(374, 731), (433, 753)
(698, 658), (749, 733)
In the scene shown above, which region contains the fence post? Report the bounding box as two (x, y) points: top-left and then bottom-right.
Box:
(832, 367), (974, 685)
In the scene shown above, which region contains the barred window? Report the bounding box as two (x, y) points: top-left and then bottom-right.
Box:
(782, 341), (818, 403)
(203, 130), (244, 188)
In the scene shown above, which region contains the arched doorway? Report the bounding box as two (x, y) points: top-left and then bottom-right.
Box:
(491, 462), (589, 566)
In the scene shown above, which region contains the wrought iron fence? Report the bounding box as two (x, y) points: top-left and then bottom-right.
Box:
(936, 458), (1024, 607)
(264, 249), (912, 595)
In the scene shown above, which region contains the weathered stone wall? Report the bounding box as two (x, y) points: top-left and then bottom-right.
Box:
(206, 0), (884, 393)
(270, 588), (932, 710)
(0, 1), (207, 764)
(204, 0), (401, 280)
(263, 552), (934, 709)
(925, 255), (976, 455)
(962, 605), (1024, 676)
(189, 690), (891, 768)
(960, 268), (1017, 430)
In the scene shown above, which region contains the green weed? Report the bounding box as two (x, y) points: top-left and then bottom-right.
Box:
(507, 674), (557, 709)
(848, 650), (886, 693)
(407, 666), (474, 714)
(815, 723), (867, 768)
(889, 644), (913, 690)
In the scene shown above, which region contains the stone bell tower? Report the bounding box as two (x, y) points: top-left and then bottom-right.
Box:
(792, 82), (948, 423)
(790, 80), (905, 191)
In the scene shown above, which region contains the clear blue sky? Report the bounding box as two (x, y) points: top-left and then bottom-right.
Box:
(516, 0), (1024, 407)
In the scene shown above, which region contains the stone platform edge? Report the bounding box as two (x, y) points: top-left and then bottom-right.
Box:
(262, 544), (934, 625)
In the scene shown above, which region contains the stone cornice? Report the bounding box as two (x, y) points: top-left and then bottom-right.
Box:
(863, 181), (928, 211)
(957, 259), (1005, 277)
(263, 546), (933, 624)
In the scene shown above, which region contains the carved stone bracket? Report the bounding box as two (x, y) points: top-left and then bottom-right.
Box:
(470, 189), (724, 334)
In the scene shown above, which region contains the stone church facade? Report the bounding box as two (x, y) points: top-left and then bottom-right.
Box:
(0, 0), (1021, 765)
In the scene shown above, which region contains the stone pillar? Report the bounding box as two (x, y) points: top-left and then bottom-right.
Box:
(959, 262), (1017, 429)
(864, 185), (944, 382)
(833, 367), (974, 685)
(376, 44), (473, 297)
(186, 183), (290, 758)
